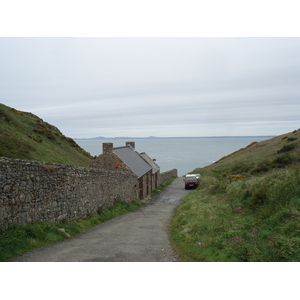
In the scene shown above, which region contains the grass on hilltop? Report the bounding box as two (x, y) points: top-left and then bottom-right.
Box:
(0, 103), (93, 166)
(171, 129), (300, 261)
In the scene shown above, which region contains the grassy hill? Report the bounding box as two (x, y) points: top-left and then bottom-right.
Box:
(0, 103), (93, 166)
(171, 129), (300, 261)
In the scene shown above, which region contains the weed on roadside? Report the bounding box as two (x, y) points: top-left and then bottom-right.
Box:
(0, 199), (144, 262)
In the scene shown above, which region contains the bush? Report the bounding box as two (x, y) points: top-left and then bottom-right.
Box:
(251, 161), (273, 174)
(231, 162), (253, 174)
(241, 170), (298, 212)
(0, 109), (12, 123)
(247, 182), (269, 210)
(278, 144), (296, 153)
(273, 154), (294, 167)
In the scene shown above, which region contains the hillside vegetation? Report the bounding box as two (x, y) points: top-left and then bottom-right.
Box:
(0, 103), (93, 166)
(171, 129), (300, 261)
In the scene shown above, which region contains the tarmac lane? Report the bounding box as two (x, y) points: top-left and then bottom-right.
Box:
(13, 177), (191, 262)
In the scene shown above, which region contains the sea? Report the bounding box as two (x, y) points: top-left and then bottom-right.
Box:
(75, 137), (274, 177)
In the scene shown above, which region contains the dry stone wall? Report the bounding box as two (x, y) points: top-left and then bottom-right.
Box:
(0, 157), (138, 229)
(158, 169), (178, 186)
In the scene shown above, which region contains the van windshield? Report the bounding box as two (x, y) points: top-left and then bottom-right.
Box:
(186, 177), (197, 181)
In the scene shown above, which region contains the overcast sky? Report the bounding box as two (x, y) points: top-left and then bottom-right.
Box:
(1, 37), (300, 138)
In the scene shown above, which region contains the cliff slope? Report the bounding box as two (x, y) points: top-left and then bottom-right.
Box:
(0, 103), (93, 166)
(207, 128), (300, 175)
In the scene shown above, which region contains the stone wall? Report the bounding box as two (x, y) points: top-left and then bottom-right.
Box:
(0, 157), (138, 229)
(158, 169), (178, 186)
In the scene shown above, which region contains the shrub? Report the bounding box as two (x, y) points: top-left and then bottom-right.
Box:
(0, 136), (35, 160)
(33, 124), (55, 140)
(11, 108), (23, 115)
(247, 182), (268, 210)
(273, 154), (294, 167)
(231, 162), (253, 174)
(251, 161), (273, 174)
(278, 144), (296, 153)
(0, 109), (12, 123)
(244, 170), (298, 212)
(33, 137), (43, 143)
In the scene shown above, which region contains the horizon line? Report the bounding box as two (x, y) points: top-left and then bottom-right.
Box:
(74, 135), (276, 140)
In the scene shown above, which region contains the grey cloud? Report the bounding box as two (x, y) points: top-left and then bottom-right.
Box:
(1, 37), (300, 138)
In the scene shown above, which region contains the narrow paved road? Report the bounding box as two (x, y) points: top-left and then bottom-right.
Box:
(13, 177), (191, 262)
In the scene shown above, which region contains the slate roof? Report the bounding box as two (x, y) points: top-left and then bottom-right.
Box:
(113, 146), (152, 179)
(140, 152), (160, 174)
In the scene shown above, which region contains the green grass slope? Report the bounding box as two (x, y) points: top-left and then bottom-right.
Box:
(171, 129), (300, 261)
(0, 103), (93, 166)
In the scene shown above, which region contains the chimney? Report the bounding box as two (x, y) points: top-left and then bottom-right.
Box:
(103, 143), (113, 154)
(126, 141), (135, 149)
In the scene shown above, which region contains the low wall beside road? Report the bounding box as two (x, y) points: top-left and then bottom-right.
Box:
(0, 157), (178, 230)
(159, 169), (178, 186)
(0, 157), (138, 229)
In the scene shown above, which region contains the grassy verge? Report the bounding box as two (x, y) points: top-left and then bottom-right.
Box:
(0, 199), (144, 262)
(151, 176), (177, 198)
(171, 168), (300, 262)
(1, 177), (176, 262)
